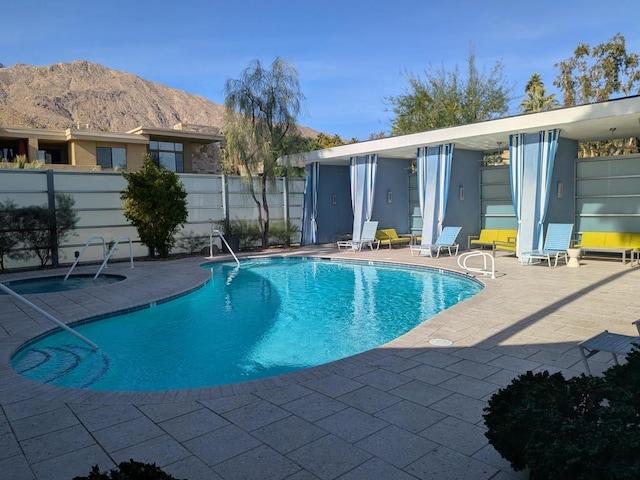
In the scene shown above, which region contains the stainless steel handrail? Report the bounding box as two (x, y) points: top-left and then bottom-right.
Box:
(93, 236), (134, 280)
(212, 229), (240, 267)
(64, 236), (107, 281)
(0, 283), (98, 350)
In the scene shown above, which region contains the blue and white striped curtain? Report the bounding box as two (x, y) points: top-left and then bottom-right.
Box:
(416, 144), (454, 245)
(350, 154), (378, 244)
(509, 134), (524, 254)
(300, 162), (319, 245)
(536, 129), (559, 250)
(509, 129), (560, 256)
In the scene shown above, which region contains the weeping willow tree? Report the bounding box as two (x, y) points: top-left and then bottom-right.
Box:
(223, 57), (305, 248)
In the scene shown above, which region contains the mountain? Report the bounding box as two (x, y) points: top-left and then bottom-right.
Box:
(0, 61), (318, 136)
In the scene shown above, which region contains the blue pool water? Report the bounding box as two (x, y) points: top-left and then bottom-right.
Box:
(1, 274), (125, 295)
(11, 257), (482, 391)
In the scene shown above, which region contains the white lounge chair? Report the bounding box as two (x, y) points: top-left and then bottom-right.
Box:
(520, 223), (574, 267)
(337, 220), (380, 251)
(410, 226), (461, 257)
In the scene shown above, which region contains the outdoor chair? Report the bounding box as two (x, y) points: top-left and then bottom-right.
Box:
(375, 228), (412, 249)
(577, 321), (640, 374)
(410, 226), (462, 257)
(337, 220), (380, 251)
(520, 223), (573, 267)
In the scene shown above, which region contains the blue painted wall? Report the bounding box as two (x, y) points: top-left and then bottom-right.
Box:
(315, 165), (351, 243)
(444, 148), (483, 247)
(545, 137), (577, 224)
(370, 157), (413, 232)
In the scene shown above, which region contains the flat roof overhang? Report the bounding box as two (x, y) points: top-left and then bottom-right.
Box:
(281, 95), (640, 166)
(65, 129), (149, 144)
(128, 126), (224, 144)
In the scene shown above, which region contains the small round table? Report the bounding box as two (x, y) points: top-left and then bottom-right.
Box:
(567, 247), (581, 268)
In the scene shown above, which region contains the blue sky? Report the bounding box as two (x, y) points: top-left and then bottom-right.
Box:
(2, 0), (639, 140)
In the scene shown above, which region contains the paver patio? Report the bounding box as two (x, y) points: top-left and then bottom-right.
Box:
(1, 245), (638, 479)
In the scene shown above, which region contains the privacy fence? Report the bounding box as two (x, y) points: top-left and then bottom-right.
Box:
(0, 169), (304, 270)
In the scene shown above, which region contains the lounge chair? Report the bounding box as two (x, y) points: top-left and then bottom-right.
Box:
(337, 220), (380, 251)
(520, 223), (574, 267)
(375, 228), (412, 249)
(410, 226), (462, 257)
(577, 321), (640, 374)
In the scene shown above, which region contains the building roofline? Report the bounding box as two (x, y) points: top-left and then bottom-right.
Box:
(281, 95), (640, 166)
(127, 126), (224, 144)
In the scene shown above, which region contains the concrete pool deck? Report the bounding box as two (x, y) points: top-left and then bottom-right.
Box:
(1, 246), (638, 479)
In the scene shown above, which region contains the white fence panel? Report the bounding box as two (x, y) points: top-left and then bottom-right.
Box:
(0, 170), (306, 270)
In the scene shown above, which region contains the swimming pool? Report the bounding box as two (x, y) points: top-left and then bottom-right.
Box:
(11, 257), (482, 391)
(1, 274), (125, 295)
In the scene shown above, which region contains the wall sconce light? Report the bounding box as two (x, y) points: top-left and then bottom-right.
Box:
(557, 181), (564, 199)
(387, 190), (393, 204)
(458, 186), (464, 201)
(331, 194), (337, 205)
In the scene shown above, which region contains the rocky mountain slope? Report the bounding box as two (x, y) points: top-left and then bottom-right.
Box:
(0, 61), (317, 136)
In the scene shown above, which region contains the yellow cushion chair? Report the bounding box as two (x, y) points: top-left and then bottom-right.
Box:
(375, 229), (412, 249)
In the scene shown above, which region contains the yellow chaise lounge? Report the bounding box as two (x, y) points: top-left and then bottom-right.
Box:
(375, 229), (412, 249)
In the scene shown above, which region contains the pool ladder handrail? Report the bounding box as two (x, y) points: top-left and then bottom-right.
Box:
(209, 229), (240, 267)
(457, 250), (496, 279)
(0, 282), (99, 350)
(64, 236), (107, 281)
(93, 236), (134, 280)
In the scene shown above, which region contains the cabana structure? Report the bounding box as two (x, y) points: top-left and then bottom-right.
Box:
(282, 96), (640, 259)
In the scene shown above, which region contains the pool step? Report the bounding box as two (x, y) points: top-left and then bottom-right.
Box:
(14, 345), (109, 388)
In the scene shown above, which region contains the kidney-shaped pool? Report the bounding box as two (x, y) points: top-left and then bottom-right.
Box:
(11, 257), (482, 391)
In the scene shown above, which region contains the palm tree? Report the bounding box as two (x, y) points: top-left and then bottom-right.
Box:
(520, 73), (559, 113)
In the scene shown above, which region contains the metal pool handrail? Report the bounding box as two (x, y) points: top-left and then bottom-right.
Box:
(64, 236), (107, 281)
(207, 228), (240, 267)
(0, 283), (99, 350)
(93, 236), (134, 280)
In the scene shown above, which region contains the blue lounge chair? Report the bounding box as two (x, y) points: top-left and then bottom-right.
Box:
(410, 226), (462, 257)
(520, 223), (574, 267)
(337, 220), (380, 251)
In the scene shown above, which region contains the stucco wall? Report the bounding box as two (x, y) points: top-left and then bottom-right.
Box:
(316, 165), (352, 243)
(445, 148), (483, 245)
(371, 157), (412, 233)
(545, 137), (578, 224)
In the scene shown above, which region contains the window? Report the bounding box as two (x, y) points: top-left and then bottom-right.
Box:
(149, 141), (184, 172)
(97, 147), (127, 169)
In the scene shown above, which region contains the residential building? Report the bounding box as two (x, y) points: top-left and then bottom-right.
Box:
(0, 122), (224, 173)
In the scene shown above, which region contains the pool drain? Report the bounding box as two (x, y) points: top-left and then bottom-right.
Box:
(429, 338), (453, 346)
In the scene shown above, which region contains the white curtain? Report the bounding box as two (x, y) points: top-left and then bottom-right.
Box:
(301, 162), (319, 245)
(509, 129), (560, 256)
(416, 144), (454, 245)
(349, 154), (378, 244)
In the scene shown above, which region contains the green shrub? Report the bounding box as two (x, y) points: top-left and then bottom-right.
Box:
(176, 229), (207, 254)
(5, 193), (78, 267)
(231, 219), (261, 250)
(269, 220), (300, 247)
(72, 459), (184, 480)
(484, 348), (640, 479)
(121, 156), (188, 258)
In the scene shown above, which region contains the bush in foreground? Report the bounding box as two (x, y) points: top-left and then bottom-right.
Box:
(483, 347), (640, 479)
(72, 459), (184, 480)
